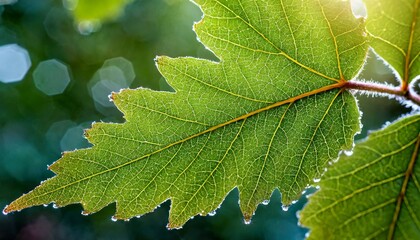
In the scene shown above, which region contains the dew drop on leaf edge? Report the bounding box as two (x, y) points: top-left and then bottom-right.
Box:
(344, 150), (354, 156)
(244, 219), (252, 225)
(2, 206), (8, 215)
(111, 216), (118, 222)
(295, 210), (302, 221)
(208, 210), (216, 216)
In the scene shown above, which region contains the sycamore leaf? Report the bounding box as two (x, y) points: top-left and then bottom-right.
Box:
(300, 114), (420, 239)
(4, 0), (367, 228)
(364, 0), (419, 85)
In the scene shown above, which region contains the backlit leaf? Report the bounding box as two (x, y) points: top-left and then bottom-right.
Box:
(300, 114), (420, 239)
(4, 0), (367, 228)
(364, 0), (419, 85)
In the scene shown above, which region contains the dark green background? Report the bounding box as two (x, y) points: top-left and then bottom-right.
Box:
(0, 0), (408, 239)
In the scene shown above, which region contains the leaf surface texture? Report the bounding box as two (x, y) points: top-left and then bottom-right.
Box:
(365, 0), (419, 84)
(5, 0), (367, 228)
(300, 115), (420, 239)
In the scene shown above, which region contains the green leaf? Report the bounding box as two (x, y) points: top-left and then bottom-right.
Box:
(300, 114), (420, 239)
(4, 0), (367, 228)
(71, 0), (133, 24)
(364, 0), (419, 85)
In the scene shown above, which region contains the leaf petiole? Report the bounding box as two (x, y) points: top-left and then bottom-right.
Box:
(344, 80), (420, 106)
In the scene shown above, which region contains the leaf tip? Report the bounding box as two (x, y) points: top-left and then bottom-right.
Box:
(166, 222), (183, 230)
(110, 215), (118, 222)
(81, 210), (90, 216)
(3, 198), (24, 215)
(155, 55), (174, 68)
(2, 205), (11, 215)
(154, 55), (163, 64)
(242, 212), (253, 224)
(110, 91), (117, 101)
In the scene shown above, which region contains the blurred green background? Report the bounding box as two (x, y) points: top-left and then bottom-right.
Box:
(0, 0), (410, 239)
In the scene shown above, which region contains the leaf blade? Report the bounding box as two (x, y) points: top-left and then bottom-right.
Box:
(364, 0), (420, 85)
(300, 115), (420, 239)
(5, 0), (367, 228)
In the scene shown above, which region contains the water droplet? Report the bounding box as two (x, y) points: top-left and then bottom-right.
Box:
(295, 210), (301, 219)
(208, 210), (216, 216)
(261, 200), (269, 205)
(81, 211), (89, 216)
(43, 204), (49, 207)
(111, 216), (118, 222)
(136, 215), (142, 219)
(313, 178), (321, 183)
(350, 0), (367, 18)
(282, 205), (289, 211)
(124, 218), (130, 222)
(52, 204), (59, 209)
(344, 150), (353, 156)
(2, 206), (8, 215)
(291, 200), (298, 205)
(166, 223), (183, 230)
(244, 218), (252, 225)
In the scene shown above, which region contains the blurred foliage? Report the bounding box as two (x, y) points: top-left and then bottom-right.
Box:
(0, 0), (410, 239)
(69, 0), (132, 25)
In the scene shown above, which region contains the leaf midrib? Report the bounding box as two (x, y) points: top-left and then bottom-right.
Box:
(4, 81), (346, 212)
(404, 0), (419, 84)
(388, 132), (420, 240)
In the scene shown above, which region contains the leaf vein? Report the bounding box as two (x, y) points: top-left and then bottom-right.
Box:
(305, 173), (405, 222)
(172, 119), (246, 223)
(246, 102), (293, 210)
(388, 133), (420, 240)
